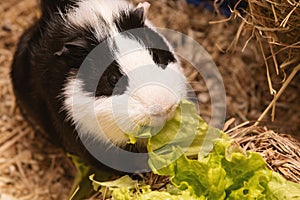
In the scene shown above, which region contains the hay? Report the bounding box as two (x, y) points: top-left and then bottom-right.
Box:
(230, 0), (300, 71)
(228, 125), (300, 183)
(0, 0), (74, 199)
(228, 0), (300, 123)
(0, 0), (299, 199)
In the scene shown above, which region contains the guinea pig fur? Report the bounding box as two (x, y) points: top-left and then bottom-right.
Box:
(11, 0), (187, 172)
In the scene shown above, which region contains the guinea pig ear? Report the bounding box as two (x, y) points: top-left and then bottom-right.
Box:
(116, 3), (150, 31)
(134, 2), (151, 22)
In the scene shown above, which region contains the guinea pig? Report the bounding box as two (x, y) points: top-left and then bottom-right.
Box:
(11, 0), (187, 173)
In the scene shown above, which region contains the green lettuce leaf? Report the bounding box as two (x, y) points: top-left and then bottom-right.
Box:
(146, 100), (300, 200)
(147, 99), (213, 157)
(70, 99), (300, 200)
(90, 174), (200, 200)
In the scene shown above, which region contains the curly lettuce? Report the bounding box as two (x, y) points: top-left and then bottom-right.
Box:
(70, 100), (300, 200)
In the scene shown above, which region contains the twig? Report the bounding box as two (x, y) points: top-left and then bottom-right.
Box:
(223, 118), (236, 132)
(256, 32), (276, 95)
(255, 64), (300, 126)
(227, 20), (245, 52)
(280, 2), (299, 27)
(269, 39), (279, 75)
(225, 121), (250, 134)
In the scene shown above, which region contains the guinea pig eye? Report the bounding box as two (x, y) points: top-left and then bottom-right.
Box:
(108, 74), (118, 87)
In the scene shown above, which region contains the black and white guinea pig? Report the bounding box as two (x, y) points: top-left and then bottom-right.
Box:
(11, 0), (187, 172)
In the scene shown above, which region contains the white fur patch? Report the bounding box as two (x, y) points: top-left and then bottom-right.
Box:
(114, 35), (187, 100)
(62, 70), (186, 146)
(66, 0), (132, 40)
(114, 35), (154, 73)
(63, 78), (131, 145)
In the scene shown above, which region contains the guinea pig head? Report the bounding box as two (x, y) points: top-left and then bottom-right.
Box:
(62, 1), (187, 146)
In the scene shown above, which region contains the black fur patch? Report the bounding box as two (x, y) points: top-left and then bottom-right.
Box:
(77, 39), (128, 97)
(115, 8), (145, 32)
(11, 0), (140, 173)
(96, 61), (128, 96)
(27, 7), (128, 97)
(41, 0), (78, 16)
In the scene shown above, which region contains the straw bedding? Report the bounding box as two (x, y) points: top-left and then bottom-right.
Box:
(228, 126), (300, 183)
(0, 0), (299, 199)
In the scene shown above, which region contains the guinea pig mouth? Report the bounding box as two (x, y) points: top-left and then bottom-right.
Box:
(131, 114), (166, 130)
(132, 105), (177, 128)
(148, 114), (167, 127)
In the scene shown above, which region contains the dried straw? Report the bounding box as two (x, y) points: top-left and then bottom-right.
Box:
(0, 0), (299, 199)
(226, 0), (300, 123)
(228, 125), (300, 183)
(231, 0), (300, 71)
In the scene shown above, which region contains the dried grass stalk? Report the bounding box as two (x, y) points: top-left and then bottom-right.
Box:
(236, 0), (300, 69)
(225, 0), (300, 123)
(228, 126), (300, 183)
